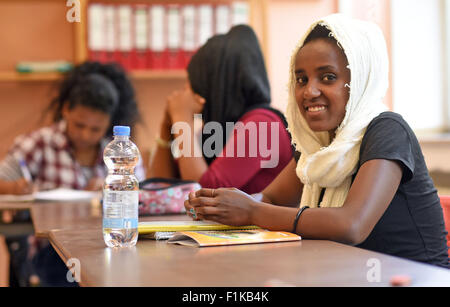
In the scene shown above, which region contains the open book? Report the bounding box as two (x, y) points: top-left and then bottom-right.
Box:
(167, 229), (301, 247)
(138, 220), (260, 240)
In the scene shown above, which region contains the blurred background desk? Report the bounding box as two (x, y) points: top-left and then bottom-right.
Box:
(0, 200), (99, 238)
(0, 199), (190, 286)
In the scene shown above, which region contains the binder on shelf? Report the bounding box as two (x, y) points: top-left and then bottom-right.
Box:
(167, 5), (183, 69)
(104, 5), (117, 64)
(231, 1), (249, 26)
(181, 5), (196, 68)
(215, 4), (231, 35)
(198, 4), (213, 47)
(149, 5), (167, 69)
(88, 4), (107, 63)
(117, 5), (133, 70)
(86, 1), (245, 73)
(132, 5), (148, 70)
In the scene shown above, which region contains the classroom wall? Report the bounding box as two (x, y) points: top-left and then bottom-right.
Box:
(0, 3), (72, 158)
(266, 0), (338, 113)
(0, 0), (342, 167)
(340, 0), (392, 110)
(421, 141), (450, 173)
(0, 2), (186, 167)
(2, 0), (443, 179)
(0, 2), (74, 70)
(391, 0), (445, 131)
(265, 0), (392, 113)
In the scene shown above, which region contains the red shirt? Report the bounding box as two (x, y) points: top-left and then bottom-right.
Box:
(199, 108), (292, 194)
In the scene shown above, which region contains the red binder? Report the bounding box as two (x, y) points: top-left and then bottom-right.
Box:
(215, 4), (231, 35)
(149, 5), (167, 69)
(181, 5), (197, 68)
(117, 5), (133, 70)
(197, 4), (213, 52)
(132, 5), (148, 70)
(197, 4), (214, 66)
(231, 2), (250, 26)
(87, 3), (107, 63)
(104, 5), (117, 64)
(166, 5), (183, 69)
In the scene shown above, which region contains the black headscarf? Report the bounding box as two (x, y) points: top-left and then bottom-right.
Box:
(188, 25), (284, 164)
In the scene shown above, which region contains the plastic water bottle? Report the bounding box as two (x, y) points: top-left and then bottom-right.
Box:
(103, 126), (140, 248)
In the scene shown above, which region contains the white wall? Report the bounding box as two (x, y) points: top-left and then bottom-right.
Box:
(266, 0), (336, 113)
(391, 0), (445, 131)
(421, 141), (450, 172)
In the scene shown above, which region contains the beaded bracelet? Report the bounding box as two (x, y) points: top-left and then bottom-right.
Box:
(155, 136), (172, 149)
(292, 206), (309, 234)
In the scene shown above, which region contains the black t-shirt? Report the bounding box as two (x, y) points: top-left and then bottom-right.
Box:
(355, 112), (449, 268)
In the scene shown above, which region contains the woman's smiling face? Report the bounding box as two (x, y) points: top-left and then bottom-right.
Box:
(294, 37), (350, 138)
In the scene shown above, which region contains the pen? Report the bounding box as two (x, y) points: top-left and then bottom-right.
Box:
(18, 159), (32, 183)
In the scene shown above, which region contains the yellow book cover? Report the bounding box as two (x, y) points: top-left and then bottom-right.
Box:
(167, 229), (301, 247)
(138, 220), (259, 234)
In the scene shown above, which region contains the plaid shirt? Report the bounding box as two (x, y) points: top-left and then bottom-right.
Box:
(8, 121), (109, 190)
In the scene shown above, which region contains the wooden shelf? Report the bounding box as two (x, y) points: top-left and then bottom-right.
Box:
(0, 70), (187, 82)
(129, 69), (187, 80)
(0, 71), (65, 82)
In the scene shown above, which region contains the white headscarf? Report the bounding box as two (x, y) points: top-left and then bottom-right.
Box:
(285, 14), (389, 208)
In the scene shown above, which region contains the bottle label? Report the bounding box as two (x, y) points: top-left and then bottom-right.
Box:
(103, 190), (139, 229)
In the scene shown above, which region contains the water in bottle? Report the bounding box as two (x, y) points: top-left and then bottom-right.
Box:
(103, 126), (140, 248)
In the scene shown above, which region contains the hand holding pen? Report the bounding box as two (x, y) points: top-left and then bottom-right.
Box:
(15, 159), (35, 195)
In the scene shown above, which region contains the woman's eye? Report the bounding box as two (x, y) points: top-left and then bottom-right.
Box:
(322, 74), (337, 82)
(296, 76), (307, 85)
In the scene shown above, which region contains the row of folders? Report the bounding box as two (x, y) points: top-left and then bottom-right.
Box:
(88, 2), (249, 71)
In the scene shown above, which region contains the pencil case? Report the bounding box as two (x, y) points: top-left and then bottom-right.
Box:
(138, 178), (201, 216)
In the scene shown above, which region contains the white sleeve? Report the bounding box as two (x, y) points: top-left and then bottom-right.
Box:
(0, 154), (23, 181)
(135, 154), (147, 182)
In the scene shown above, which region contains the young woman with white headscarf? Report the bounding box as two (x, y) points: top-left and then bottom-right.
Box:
(185, 14), (449, 268)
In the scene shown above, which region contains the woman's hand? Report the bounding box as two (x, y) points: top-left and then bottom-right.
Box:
(185, 188), (257, 226)
(11, 178), (35, 195)
(166, 85), (205, 123)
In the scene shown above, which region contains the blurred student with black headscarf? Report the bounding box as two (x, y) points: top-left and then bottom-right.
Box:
(149, 25), (293, 194)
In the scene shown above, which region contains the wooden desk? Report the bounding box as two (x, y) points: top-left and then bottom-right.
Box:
(49, 225), (450, 287)
(0, 200), (99, 238)
(0, 200), (190, 238)
(0, 201), (34, 211)
(30, 201), (189, 237)
(30, 201), (101, 238)
(2, 200), (450, 287)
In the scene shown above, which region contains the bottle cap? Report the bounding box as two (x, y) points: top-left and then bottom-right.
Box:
(113, 126), (130, 136)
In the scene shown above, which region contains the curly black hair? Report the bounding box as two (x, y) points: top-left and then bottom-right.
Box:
(304, 24), (336, 45)
(46, 61), (140, 137)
